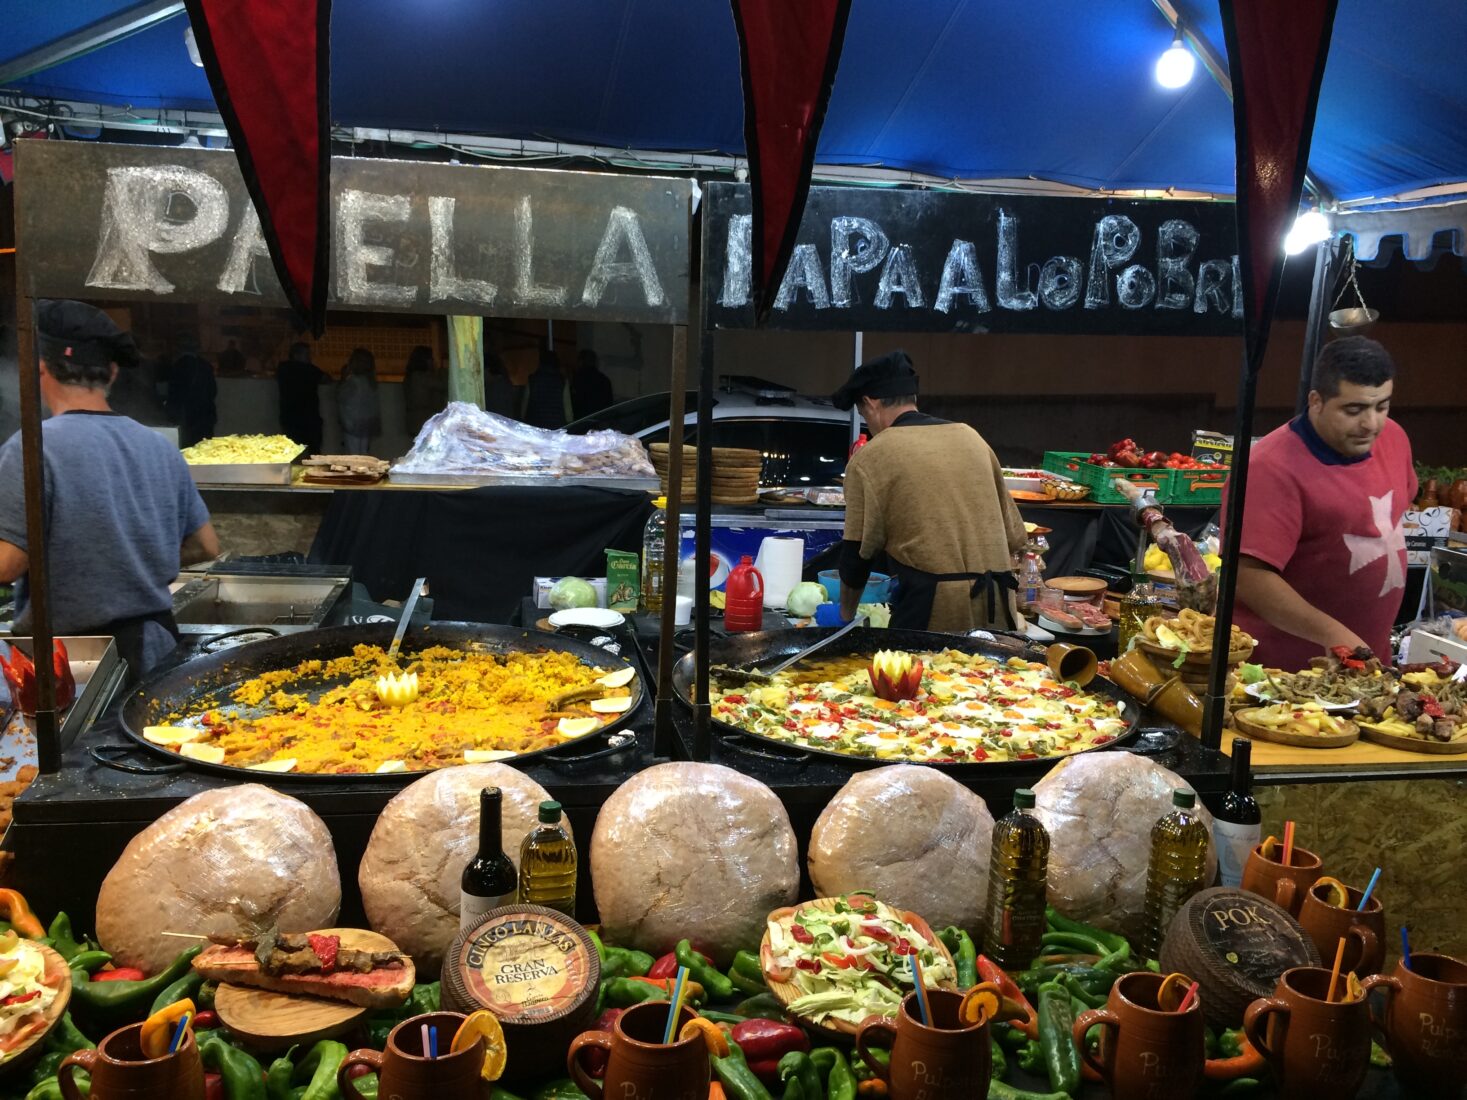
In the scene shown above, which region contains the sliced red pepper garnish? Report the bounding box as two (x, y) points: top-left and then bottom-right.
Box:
(0, 990), (40, 1006)
(789, 924), (814, 945)
(308, 933), (341, 972)
(795, 958), (820, 973)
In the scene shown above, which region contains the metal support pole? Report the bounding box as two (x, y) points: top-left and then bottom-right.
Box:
(547, 319), (555, 351)
(653, 326), (688, 758)
(849, 332), (864, 448)
(691, 319), (715, 761)
(1294, 238), (1338, 415)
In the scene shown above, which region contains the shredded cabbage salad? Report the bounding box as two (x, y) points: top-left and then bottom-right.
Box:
(767, 895), (954, 1026)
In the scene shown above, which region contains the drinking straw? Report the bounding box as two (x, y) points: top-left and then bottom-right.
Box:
(1358, 867), (1382, 910)
(429, 1026), (438, 1060)
(1282, 820), (1296, 866)
(1400, 927), (1412, 972)
(421, 1022), (432, 1059)
(1327, 937), (1348, 1003)
(662, 966), (688, 1045)
(168, 1013), (191, 1055)
(1177, 982), (1200, 1014)
(909, 952), (931, 1027)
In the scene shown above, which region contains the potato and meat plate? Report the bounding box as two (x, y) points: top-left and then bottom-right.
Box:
(142, 644), (637, 775)
(1358, 676), (1466, 744)
(1236, 701), (1356, 739)
(712, 649), (1127, 764)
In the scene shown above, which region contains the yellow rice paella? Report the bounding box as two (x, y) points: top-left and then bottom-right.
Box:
(143, 644), (636, 775)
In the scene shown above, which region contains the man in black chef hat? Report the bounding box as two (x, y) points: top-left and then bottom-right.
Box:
(0, 301), (219, 679)
(831, 350), (1028, 633)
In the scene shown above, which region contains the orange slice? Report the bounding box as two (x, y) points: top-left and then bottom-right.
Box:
(140, 998), (195, 1059)
(1313, 876), (1350, 908)
(680, 1017), (730, 1058)
(1157, 972), (1193, 1012)
(451, 1010), (507, 1081)
(959, 983), (1002, 1025)
(1259, 835), (1281, 860)
(1345, 972), (1365, 1003)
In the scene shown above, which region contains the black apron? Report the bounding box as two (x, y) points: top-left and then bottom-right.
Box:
(100, 610), (182, 687)
(888, 558), (1020, 633)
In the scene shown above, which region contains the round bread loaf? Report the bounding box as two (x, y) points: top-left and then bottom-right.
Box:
(96, 785), (340, 974)
(1033, 754), (1217, 939)
(591, 763), (798, 965)
(359, 764), (560, 970)
(808, 765), (993, 934)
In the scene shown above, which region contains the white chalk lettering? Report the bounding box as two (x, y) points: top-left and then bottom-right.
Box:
(86, 165), (229, 293)
(1085, 215), (1140, 309)
(1194, 258), (1232, 314)
(996, 210), (1037, 310)
(582, 206), (665, 307)
(1156, 219), (1198, 309)
(1117, 264), (1156, 308)
(1038, 256), (1083, 310)
(720, 213), (753, 307)
(513, 195), (568, 307)
(874, 244), (924, 308)
(216, 209), (271, 295)
(773, 243), (829, 310)
(1232, 255), (1244, 317)
(428, 195), (497, 305)
(335, 189), (416, 306)
(934, 239), (991, 313)
(829, 216), (890, 307)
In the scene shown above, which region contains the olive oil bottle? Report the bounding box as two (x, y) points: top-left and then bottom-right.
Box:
(517, 800), (578, 917)
(981, 789), (1050, 968)
(1142, 789), (1211, 958)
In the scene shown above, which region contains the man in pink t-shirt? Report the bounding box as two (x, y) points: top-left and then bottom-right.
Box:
(1228, 337), (1416, 670)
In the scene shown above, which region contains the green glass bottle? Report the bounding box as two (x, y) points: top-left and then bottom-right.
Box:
(1142, 789), (1211, 958)
(517, 800), (578, 917)
(982, 789), (1050, 968)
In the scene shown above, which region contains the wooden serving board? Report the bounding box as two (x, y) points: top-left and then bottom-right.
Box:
(0, 945), (72, 1078)
(213, 929), (407, 1052)
(759, 897), (956, 1040)
(1234, 709), (1358, 749)
(1136, 639), (1254, 668)
(1357, 721), (1467, 755)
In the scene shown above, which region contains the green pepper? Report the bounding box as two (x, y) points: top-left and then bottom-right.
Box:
(587, 930), (653, 979)
(603, 977), (667, 1008)
(728, 950), (769, 995)
(850, 1046), (887, 1082)
(200, 1033), (267, 1100)
(778, 1051), (822, 1100)
(986, 1081), (1071, 1100)
(348, 1076), (378, 1100)
(780, 1081), (804, 1100)
(698, 1009), (748, 1025)
(675, 939), (734, 1001)
(490, 1090), (528, 1100)
(150, 971), (205, 1017)
(66, 951), (112, 976)
(1216, 1080), (1262, 1097)
(733, 993), (788, 1021)
(809, 1048), (855, 1100)
(197, 981), (218, 1011)
(990, 1038), (1006, 1080)
(27, 1051), (65, 1086)
(1219, 1028), (1245, 1059)
(292, 1040), (347, 1100)
(1037, 982), (1081, 1095)
(69, 945), (203, 1027)
(1043, 909), (1128, 956)
(407, 982), (440, 1015)
(530, 1079), (590, 1100)
(939, 927), (978, 989)
(42, 1013), (94, 1057)
(266, 1047), (299, 1100)
(1057, 974), (1105, 1012)
(25, 1080), (83, 1100)
(46, 913), (90, 963)
(994, 1023), (1030, 1052)
(1039, 932), (1107, 957)
(1017, 1039), (1045, 1075)
(1370, 1040), (1392, 1068)
(712, 1040), (776, 1100)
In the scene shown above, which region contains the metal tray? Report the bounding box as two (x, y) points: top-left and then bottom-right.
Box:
(186, 447), (305, 486)
(388, 471), (659, 490)
(171, 573), (351, 635)
(1, 636), (125, 771)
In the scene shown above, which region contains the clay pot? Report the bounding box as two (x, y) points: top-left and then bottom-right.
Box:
(1243, 966), (1377, 1099)
(856, 990), (991, 1100)
(1370, 953), (1467, 1099)
(340, 1013), (484, 1100)
(1073, 971), (1205, 1100)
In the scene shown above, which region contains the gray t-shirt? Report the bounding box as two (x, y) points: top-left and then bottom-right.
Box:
(0, 411), (209, 667)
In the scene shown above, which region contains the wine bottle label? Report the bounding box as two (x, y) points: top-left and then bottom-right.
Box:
(1213, 819), (1261, 888)
(460, 888), (515, 931)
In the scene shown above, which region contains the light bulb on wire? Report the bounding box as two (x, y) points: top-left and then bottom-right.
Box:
(1155, 28), (1196, 89)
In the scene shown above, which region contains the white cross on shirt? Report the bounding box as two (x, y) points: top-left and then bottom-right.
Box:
(1341, 491), (1407, 597)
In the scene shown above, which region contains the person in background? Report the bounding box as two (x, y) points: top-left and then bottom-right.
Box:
(0, 301), (218, 679)
(1231, 336), (1415, 668)
(570, 348), (614, 420)
(276, 342), (329, 454)
(832, 350), (1027, 631)
(522, 348), (571, 429)
(107, 337), (170, 426)
(402, 345), (447, 437)
(217, 338), (246, 377)
(165, 331), (217, 447)
(337, 348), (382, 455)
(484, 349), (521, 419)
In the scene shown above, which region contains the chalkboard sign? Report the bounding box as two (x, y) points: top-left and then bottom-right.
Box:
(15, 142), (692, 324)
(705, 182), (1241, 335)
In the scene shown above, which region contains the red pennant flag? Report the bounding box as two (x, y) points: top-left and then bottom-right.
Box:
(730, 0), (853, 317)
(1219, 0), (1338, 364)
(183, 0), (332, 335)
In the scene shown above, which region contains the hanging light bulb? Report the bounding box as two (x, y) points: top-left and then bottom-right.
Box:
(184, 26), (204, 68)
(1284, 209), (1332, 254)
(1155, 28), (1196, 89)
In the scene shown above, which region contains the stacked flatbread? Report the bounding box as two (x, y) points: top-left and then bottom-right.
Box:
(651, 444), (763, 505)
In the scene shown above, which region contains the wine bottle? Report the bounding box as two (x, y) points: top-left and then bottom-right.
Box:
(461, 787), (517, 931)
(1212, 740), (1262, 888)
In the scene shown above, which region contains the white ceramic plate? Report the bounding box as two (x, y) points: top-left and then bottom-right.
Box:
(1037, 613), (1109, 637)
(1243, 682), (1359, 712)
(548, 608), (627, 630)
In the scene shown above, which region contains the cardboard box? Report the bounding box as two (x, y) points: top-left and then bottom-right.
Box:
(605, 550), (640, 612)
(1405, 625), (1467, 667)
(1403, 507), (1459, 566)
(1191, 430), (1234, 466)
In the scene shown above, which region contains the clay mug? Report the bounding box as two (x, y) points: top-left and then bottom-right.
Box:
(1241, 842), (1323, 917)
(1046, 642), (1097, 687)
(1369, 952), (1467, 1099)
(1242, 965), (1379, 1099)
(58, 1022), (205, 1100)
(856, 989), (991, 1100)
(1072, 970), (1205, 1100)
(568, 1001), (709, 1100)
(1297, 881), (1385, 976)
(340, 1012), (483, 1100)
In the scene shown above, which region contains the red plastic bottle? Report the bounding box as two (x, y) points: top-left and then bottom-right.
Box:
(723, 556), (765, 633)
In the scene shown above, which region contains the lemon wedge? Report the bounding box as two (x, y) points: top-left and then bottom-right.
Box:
(144, 725), (201, 746)
(556, 717), (600, 737)
(375, 760), (408, 774)
(246, 759), (297, 773)
(179, 743), (226, 765)
(589, 696), (632, 714)
(464, 749), (519, 763)
(597, 667), (636, 689)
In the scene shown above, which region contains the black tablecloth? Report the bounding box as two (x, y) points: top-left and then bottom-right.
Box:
(309, 486), (653, 623)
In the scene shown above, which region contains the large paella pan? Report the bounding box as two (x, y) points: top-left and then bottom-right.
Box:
(116, 623), (643, 781)
(673, 627), (1143, 769)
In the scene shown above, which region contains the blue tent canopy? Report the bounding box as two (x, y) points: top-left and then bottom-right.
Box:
(4, 0), (1466, 207)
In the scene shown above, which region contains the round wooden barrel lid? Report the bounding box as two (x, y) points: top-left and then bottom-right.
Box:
(441, 904), (601, 1025)
(1160, 887), (1321, 1030)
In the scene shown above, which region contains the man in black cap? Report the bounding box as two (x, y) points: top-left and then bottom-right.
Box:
(831, 350), (1027, 632)
(0, 301), (219, 678)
